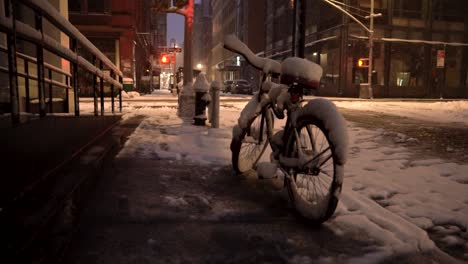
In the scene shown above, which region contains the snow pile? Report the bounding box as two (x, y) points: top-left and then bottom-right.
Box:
(334, 100), (468, 125)
(331, 123), (468, 262)
(116, 105), (237, 165)
(120, 90), (140, 99)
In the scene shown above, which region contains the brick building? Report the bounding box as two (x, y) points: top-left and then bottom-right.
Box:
(69, 0), (160, 94)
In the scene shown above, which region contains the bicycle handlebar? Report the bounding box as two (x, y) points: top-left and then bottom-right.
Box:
(223, 34), (281, 76)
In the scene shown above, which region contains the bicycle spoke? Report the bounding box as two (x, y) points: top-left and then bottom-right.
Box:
(290, 121), (336, 212)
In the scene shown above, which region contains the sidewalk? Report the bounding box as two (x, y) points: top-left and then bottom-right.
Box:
(61, 103), (463, 264)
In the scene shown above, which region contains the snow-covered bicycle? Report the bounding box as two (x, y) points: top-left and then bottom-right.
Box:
(225, 35), (348, 224)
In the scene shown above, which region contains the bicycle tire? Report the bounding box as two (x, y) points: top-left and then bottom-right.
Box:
(231, 109), (274, 175)
(284, 99), (347, 224)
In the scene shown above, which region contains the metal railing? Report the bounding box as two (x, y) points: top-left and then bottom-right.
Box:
(0, 0), (123, 124)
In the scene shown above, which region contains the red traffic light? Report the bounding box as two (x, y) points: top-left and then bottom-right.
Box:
(161, 54), (170, 64)
(357, 58), (369, 68)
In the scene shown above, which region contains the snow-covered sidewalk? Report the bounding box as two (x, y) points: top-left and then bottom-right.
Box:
(80, 98), (468, 262)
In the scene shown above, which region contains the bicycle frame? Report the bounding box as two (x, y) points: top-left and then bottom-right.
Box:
(254, 83), (333, 175)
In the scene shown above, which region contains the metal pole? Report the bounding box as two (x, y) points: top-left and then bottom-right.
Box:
(71, 39), (79, 116)
(48, 68), (53, 113)
(292, 0), (297, 57)
(35, 13), (46, 117)
(111, 71), (115, 113)
(99, 61), (104, 116)
(25, 60), (30, 112)
(5, 0), (19, 124)
(92, 55), (98, 116)
(367, 0), (374, 99)
(183, 0), (194, 86)
(210, 81), (220, 128)
(292, 0), (306, 58)
(65, 75), (69, 113)
(119, 75), (123, 112)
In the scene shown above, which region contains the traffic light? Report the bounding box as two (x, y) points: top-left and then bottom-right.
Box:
(160, 54), (170, 64)
(357, 58), (369, 68)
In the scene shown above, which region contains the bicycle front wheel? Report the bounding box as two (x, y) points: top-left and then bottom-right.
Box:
(284, 99), (347, 224)
(231, 109), (273, 175)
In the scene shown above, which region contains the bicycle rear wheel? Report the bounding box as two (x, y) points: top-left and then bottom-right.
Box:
(231, 109), (273, 174)
(284, 99), (347, 224)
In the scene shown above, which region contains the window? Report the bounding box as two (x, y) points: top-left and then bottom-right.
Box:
(393, 0), (423, 19)
(88, 0), (106, 13)
(390, 44), (424, 87)
(445, 46), (462, 88)
(69, 0), (110, 14)
(433, 0), (466, 22)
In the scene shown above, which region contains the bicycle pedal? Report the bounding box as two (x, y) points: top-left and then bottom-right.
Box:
(256, 162), (278, 179)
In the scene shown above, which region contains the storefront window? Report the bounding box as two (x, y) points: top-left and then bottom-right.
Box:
(445, 46), (462, 88)
(389, 43), (424, 87)
(319, 39), (340, 94)
(433, 0), (465, 22)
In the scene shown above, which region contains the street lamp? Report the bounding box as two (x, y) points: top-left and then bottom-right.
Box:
(196, 63), (203, 70)
(321, 0), (381, 99)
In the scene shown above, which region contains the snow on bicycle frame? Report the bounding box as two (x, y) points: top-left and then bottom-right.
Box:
(225, 35), (349, 223)
(225, 34), (331, 137)
(224, 34), (347, 163)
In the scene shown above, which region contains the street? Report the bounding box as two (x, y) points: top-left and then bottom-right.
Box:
(62, 95), (467, 264)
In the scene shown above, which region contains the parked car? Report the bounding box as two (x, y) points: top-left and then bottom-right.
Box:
(230, 79), (252, 94)
(223, 80), (233, 93)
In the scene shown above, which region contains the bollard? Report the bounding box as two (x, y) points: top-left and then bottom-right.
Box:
(193, 73), (211, 126)
(177, 83), (195, 119)
(209, 80), (221, 128)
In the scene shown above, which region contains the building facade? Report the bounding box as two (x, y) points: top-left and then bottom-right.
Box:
(193, 0), (212, 79)
(210, 0), (266, 87)
(69, 0), (156, 94)
(265, 0), (468, 98)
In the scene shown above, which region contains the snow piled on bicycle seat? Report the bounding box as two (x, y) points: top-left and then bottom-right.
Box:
(281, 57), (323, 85)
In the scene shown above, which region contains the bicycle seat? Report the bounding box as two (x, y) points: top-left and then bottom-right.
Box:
(280, 57), (323, 89)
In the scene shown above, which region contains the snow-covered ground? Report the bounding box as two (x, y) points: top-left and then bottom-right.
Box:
(332, 100), (468, 126)
(80, 95), (468, 262)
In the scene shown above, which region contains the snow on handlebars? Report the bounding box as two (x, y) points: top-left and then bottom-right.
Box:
(223, 34), (281, 75)
(223, 34), (323, 88)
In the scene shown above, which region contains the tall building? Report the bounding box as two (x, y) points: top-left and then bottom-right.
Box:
(151, 8), (167, 88)
(265, 0), (468, 98)
(193, 0), (212, 79)
(210, 0), (265, 87)
(69, 0), (154, 93)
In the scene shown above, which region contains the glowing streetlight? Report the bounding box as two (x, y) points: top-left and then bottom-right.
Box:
(196, 63), (203, 70)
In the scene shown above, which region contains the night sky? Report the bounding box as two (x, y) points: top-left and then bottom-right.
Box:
(166, 0), (201, 46)
(167, 13), (184, 47)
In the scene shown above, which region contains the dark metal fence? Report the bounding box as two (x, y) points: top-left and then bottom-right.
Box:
(0, 0), (123, 124)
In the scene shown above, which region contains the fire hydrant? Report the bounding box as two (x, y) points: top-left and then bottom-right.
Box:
(193, 73), (211, 126)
